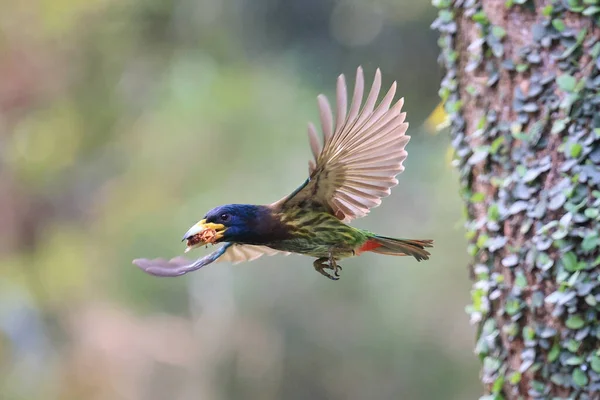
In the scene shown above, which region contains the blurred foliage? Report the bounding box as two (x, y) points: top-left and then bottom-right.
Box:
(0, 0), (479, 399)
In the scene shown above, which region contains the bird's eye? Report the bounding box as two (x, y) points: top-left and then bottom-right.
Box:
(220, 213), (230, 222)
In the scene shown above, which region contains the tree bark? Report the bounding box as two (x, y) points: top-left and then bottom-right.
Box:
(433, 0), (600, 398)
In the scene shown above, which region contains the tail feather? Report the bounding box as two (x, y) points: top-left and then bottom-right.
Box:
(366, 236), (433, 261)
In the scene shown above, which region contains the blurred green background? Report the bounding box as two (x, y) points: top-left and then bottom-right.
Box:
(0, 0), (479, 399)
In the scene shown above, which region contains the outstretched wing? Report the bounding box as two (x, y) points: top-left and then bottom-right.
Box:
(272, 67), (410, 222)
(218, 244), (290, 264)
(133, 243), (288, 277)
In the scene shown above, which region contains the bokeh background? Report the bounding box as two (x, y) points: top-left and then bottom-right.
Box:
(0, 0), (480, 399)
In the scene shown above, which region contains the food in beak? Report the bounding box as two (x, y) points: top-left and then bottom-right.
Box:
(185, 228), (218, 251)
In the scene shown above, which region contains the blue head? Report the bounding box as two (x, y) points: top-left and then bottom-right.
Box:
(182, 204), (275, 251)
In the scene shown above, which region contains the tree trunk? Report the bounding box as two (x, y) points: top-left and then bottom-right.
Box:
(432, 0), (600, 398)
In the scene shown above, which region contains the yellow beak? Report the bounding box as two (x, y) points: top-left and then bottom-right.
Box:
(182, 219), (226, 252)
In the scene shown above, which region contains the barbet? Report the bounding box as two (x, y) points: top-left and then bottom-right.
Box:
(133, 67), (433, 280)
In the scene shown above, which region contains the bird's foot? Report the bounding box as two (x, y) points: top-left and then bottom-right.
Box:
(328, 248), (342, 278)
(313, 257), (342, 281)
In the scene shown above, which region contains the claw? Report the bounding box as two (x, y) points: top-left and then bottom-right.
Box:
(328, 248), (342, 279)
(334, 265), (343, 277)
(322, 270), (340, 281)
(313, 258), (340, 281)
(312, 249), (344, 281)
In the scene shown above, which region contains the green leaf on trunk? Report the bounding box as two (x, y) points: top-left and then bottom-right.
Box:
(572, 368), (589, 387)
(565, 315), (585, 329)
(557, 74), (576, 91)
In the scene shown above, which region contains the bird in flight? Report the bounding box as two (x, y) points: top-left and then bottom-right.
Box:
(133, 67), (433, 280)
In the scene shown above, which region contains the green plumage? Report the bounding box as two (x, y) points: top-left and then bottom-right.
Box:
(264, 205), (432, 263)
(270, 206), (370, 259)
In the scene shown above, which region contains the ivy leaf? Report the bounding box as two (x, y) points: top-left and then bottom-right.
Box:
(551, 119), (568, 135)
(565, 315), (585, 329)
(583, 6), (600, 15)
(562, 252), (577, 271)
(557, 74), (576, 92)
(515, 272), (527, 289)
(492, 25), (506, 39)
(552, 19), (566, 32)
(472, 11), (489, 24)
(516, 63), (529, 72)
(584, 208), (599, 219)
(509, 371), (521, 385)
(471, 192), (486, 203)
(567, 0), (584, 11)
(551, 373), (568, 386)
(566, 339), (580, 353)
(565, 356), (583, 365)
(591, 354), (600, 373)
(492, 375), (504, 394)
(572, 368), (589, 387)
(505, 299), (521, 315)
(548, 342), (560, 362)
(570, 143), (582, 158)
(438, 9), (454, 22)
(582, 232), (600, 251)
(490, 136), (505, 154)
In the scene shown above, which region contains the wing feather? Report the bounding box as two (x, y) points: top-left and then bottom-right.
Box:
(355, 68), (381, 128)
(335, 74), (348, 132)
(218, 244), (289, 264)
(318, 95), (334, 142)
(272, 66), (411, 222)
(344, 69), (365, 132)
(133, 243), (288, 277)
(307, 122), (321, 160)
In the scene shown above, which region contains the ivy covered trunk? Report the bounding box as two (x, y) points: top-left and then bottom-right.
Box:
(432, 0), (600, 399)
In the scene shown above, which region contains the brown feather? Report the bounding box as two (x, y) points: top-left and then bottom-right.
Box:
(272, 66), (411, 222)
